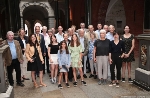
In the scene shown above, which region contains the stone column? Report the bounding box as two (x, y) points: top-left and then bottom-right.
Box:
(65, 0), (70, 29)
(48, 16), (55, 29)
(54, 0), (59, 28)
(85, 0), (91, 27)
(144, 0), (150, 33)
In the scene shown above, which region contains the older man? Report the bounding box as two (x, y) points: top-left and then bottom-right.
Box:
(103, 25), (109, 33)
(55, 26), (64, 43)
(4, 31), (24, 87)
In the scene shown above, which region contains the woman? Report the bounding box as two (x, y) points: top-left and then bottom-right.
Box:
(58, 41), (71, 89)
(48, 35), (59, 84)
(69, 34), (87, 87)
(109, 32), (125, 87)
(88, 33), (98, 79)
(25, 34), (46, 88)
(16, 28), (29, 81)
(121, 26), (135, 83)
(93, 29), (110, 85)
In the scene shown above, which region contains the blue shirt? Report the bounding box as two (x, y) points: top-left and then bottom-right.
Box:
(58, 50), (71, 67)
(106, 32), (114, 41)
(95, 30), (100, 39)
(7, 40), (17, 59)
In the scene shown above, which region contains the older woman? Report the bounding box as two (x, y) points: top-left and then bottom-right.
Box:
(25, 34), (46, 88)
(93, 29), (110, 85)
(16, 28), (29, 81)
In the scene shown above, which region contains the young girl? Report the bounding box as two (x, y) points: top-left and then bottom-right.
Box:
(57, 41), (71, 89)
(69, 34), (87, 86)
(48, 35), (59, 84)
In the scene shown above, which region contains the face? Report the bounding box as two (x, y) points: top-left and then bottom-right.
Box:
(48, 31), (53, 37)
(61, 42), (66, 48)
(109, 26), (115, 33)
(51, 28), (55, 33)
(7, 33), (14, 40)
(71, 26), (76, 31)
(31, 35), (36, 42)
(90, 33), (95, 39)
(58, 26), (63, 32)
(42, 28), (47, 33)
(97, 24), (102, 30)
(103, 25), (108, 32)
(100, 32), (106, 38)
(20, 30), (25, 36)
(72, 35), (77, 41)
(80, 23), (85, 29)
(88, 26), (94, 32)
(63, 34), (68, 40)
(35, 27), (40, 34)
(52, 36), (56, 42)
(79, 30), (84, 37)
(68, 29), (73, 35)
(124, 26), (130, 33)
(114, 33), (119, 39)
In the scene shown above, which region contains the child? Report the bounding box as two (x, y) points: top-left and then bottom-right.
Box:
(58, 40), (71, 89)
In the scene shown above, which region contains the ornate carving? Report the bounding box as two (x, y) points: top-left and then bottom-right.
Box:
(141, 44), (147, 66)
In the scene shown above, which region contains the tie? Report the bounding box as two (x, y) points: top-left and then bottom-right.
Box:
(36, 34), (40, 43)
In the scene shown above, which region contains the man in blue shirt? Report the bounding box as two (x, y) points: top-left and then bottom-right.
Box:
(95, 24), (102, 39)
(4, 31), (24, 87)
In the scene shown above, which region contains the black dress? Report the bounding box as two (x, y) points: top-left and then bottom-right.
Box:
(121, 34), (135, 62)
(27, 44), (43, 71)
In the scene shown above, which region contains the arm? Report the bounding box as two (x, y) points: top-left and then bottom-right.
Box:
(67, 53), (71, 67)
(48, 47), (51, 60)
(84, 39), (89, 56)
(57, 50), (62, 67)
(93, 47), (96, 62)
(38, 46), (44, 62)
(121, 41), (125, 58)
(25, 44), (32, 61)
(128, 39), (135, 55)
(17, 41), (23, 62)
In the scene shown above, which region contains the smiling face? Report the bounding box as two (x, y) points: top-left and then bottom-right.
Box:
(72, 34), (77, 41)
(124, 26), (130, 33)
(63, 33), (68, 41)
(20, 30), (25, 36)
(113, 33), (119, 39)
(100, 31), (106, 39)
(51, 35), (57, 42)
(7, 33), (14, 40)
(97, 24), (102, 30)
(61, 42), (66, 49)
(35, 26), (40, 34)
(31, 34), (36, 43)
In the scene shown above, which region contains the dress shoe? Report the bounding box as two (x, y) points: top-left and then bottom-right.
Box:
(83, 74), (87, 78)
(17, 82), (25, 87)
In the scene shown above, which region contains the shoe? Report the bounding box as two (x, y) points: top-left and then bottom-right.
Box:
(77, 75), (80, 79)
(103, 79), (107, 85)
(109, 82), (116, 86)
(116, 82), (119, 88)
(83, 74), (87, 78)
(86, 70), (91, 73)
(22, 77), (30, 80)
(81, 81), (87, 86)
(89, 74), (94, 78)
(73, 81), (77, 87)
(17, 82), (25, 87)
(51, 79), (54, 84)
(128, 78), (133, 83)
(10, 83), (14, 86)
(94, 75), (97, 79)
(21, 79), (24, 82)
(40, 83), (47, 87)
(121, 78), (125, 82)
(53, 77), (57, 83)
(33, 83), (39, 88)
(69, 79), (73, 82)
(98, 80), (102, 85)
(66, 83), (70, 88)
(58, 84), (63, 89)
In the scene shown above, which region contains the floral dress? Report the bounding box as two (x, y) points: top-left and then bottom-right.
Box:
(121, 34), (135, 62)
(88, 39), (96, 60)
(69, 44), (83, 68)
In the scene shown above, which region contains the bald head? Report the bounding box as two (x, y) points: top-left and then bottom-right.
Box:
(88, 25), (94, 32)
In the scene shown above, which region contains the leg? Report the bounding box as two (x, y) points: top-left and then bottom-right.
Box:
(7, 64), (14, 85)
(51, 64), (55, 79)
(94, 62), (98, 75)
(83, 56), (87, 75)
(31, 71), (36, 83)
(39, 70), (46, 86)
(54, 64), (58, 78)
(72, 68), (77, 82)
(89, 60), (94, 74)
(64, 72), (68, 83)
(42, 56), (45, 74)
(122, 62), (126, 78)
(78, 67), (84, 81)
(127, 62), (131, 78)
(58, 72), (63, 84)
(14, 59), (21, 83)
(116, 57), (122, 81)
(110, 59), (115, 81)
(46, 52), (50, 73)
(103, 56), (108, 80)
(96, 56), (103, 79)
(68, 67), (73, 81)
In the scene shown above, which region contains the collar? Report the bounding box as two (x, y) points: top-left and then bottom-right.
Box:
(7, 40), (14, 43)
(58, 32), (63, 36)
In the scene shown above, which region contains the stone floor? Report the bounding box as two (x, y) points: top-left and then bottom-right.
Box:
(13, 58), (150, 98)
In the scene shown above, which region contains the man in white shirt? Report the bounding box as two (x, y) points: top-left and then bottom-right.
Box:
(55, 26), (64, 43)
(103, 25), (109, 34)
(95, 24), (102, 39)
(68, 28), (74, 40)
(41, 26), (50, 73)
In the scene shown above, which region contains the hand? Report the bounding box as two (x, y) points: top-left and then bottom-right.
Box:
(29, 59), (34, 63)
(43, 53), (46, 56)
(78, 61), (81, 66)
(50, 59), (53, 63)
(42, 60), (44, 64)
(121, 55), (124, 58)
(109, 58), (112, 64)
(59, 66), (62, 69)
(124, 54), (129, 58)
(94, 58), (96, 62)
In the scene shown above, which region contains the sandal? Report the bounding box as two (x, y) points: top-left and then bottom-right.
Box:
(40, 83), (47, 87)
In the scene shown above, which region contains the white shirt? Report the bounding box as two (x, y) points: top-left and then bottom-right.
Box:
(22, 39), (26, 57)
(106, 32), (114, 41)
(55, 32), (64, 43)
(41, 33), (50, 49)
(95, 30), (101, 39)
(79, 37), (84, 51)
(68, 36), (72, 40)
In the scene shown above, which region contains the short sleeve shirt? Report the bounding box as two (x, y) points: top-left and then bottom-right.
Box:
(48, 43), (60, 54)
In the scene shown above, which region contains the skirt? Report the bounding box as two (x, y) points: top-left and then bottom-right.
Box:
(27, 54), (43, 71)
(59, 65), (69, 72)
(49, 54), (58, 64)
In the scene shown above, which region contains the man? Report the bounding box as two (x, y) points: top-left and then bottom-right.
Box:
(4, 31), (24, 87)
(35, 26), (46, 74)
(68, 28), (74, 40)
(41, 26), (50, 73)
(71, 25), (77, 34)
(103, 25), (109, 33)
(55, 26), (64, 43)
(51, 28), (56, 34)
(78, 29), (89, 78)
(95, 24), (102, 39)
(77, 23), (88, 33)
(106, 25), (115, 81)
(85, 25), (98, 41)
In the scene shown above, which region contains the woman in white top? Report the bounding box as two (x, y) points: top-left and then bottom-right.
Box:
(16, 28), (29, 81)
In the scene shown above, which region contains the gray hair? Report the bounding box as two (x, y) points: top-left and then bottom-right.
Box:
(78, 29), (85, 33)
(42, 26), (47, 30)
(100, 29), (106, 34)
(7, 31), (14, 36)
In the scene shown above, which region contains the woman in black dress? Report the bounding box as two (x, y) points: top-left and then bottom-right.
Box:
(25, 34), (46, 88)
(121, 26), (135, 83)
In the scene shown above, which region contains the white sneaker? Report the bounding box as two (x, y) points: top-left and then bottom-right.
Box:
(53, 77), (57, 83)
(51, 79), (54, 84)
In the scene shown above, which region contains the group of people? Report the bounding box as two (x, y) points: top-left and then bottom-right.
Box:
(4, 22), (135, 89)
